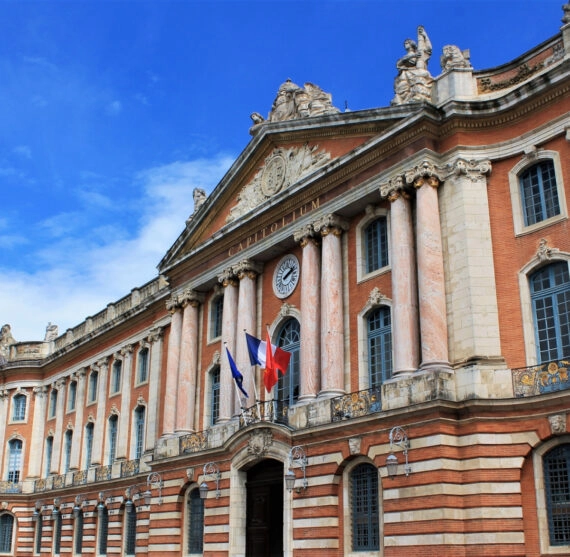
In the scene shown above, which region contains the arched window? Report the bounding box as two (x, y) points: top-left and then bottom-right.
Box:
(276, 319), (300, 406)
(7, 439), (22, 483)
(0, 514), (14, 554)
(364, 217), (389, 274)
(544, 444), (570, 545)
(368, 307), (392, 387)
(137, 347), (149, 384)
(530, 262), (570, 363)
(210, 366), (220, 426)
(351, 463), (380, 551)
(12, 394), (26, 422)
(186, 488), (204, 554)
(210, 295), (224, 340)
(85, 423), (94, 469)
(111, 360), (122, 394)
(63, 430), (73, 473)
(124, 500), (137, 555)
(133, 407), (145, 460)
(108, 415), (118, 465)
(520, 160), (560, 226)
(97, 501), (109, 556)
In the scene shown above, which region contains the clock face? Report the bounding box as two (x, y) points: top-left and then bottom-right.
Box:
(273, 254), (300, 299)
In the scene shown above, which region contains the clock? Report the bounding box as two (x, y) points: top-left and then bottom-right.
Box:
(273, 254), (300, 299)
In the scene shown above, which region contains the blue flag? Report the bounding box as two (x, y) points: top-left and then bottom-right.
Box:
(226, 347), (248, 398)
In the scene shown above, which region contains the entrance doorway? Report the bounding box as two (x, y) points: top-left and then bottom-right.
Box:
(246, 459), (283, 557)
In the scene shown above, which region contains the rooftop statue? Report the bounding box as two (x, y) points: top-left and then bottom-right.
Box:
(0, 324), (16, 360)
(440, 45), (472, 72)
(44, 322), (59, 342)
(250, 79), (339, 125)
(392, 26), (434, 105)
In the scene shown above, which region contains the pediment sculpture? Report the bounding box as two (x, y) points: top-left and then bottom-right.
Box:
(226, 143), (331, 223)
(250, 80), (339, 126)
(392, 26), (434, 105)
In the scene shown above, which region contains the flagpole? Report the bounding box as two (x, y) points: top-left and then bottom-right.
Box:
(244, 329), (262, 421)
(224, 342), (249, 425)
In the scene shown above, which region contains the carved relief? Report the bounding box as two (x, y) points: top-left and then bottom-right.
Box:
(445, 158), (492, 182)
(348, 437), (362, 455)
(440, 45), (471, 72)
(248, 429), (273, 456)
(549, 413), (567, 434)
(537, 238), (559, 262)
(227, 144), (331, 223)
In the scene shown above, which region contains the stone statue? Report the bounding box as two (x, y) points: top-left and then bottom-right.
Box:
(0, 324), (16, 360)
(440, 45), (471, 72)
(392, 26), (434, 105)
(252, 80), (339, 126)
(186, 188), (208, 225)
(44, 322), (59, 342)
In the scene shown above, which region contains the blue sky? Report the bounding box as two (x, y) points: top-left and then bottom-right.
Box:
(1, 0), (565, 341)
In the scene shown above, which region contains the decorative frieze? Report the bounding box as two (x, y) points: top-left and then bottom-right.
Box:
(248, 429), (273, 456)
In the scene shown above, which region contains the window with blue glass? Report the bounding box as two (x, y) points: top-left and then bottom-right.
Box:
(210, 295), (224, 339)
(520, 160), (560, 226)
(134, 406), (145, 459)
(544, 444), (570, 545)
(187, 488), (204, 554)
(44, 437), (53, 477)
(137, 347), (149, 384)
(276, 319), (300, 406)
(63, 430), (73, 473)
(108, 415), (118, 465)
(7, 439), (22, 483)
(351, 463), (380, 551)
(85, 423), (94, 469)
(0, 514), (14, 554)
(364, 217), (389, 274)
(34, 512), (43, 554)
(124, 501), (137, 555)
(74, 509), (83, 554)
(49, 389), (57, 419)
(211, 366), (220, 426)
(97, 502), (109, 555)
(111, 360), (122, 394)
(53, 508), (62, 555)
(68, 381), (77, 411)
(12, 394), (26, 422)
(368, 307), (392, 388)
(530, 262), (570, 364)
(88, 370), (98, 403)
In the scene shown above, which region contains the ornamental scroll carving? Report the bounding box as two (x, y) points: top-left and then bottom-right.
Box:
(227, 144), (331, 223)
(248, 429), (273, 457)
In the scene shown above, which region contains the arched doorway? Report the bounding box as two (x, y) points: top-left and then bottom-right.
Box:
(246, 459), (283, 556)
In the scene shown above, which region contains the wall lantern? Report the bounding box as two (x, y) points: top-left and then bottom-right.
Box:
(285, 446), (307, 492)
(386, 426), (411, 478)
(72, 495), (86, 519)
(199, 462), (221, 499)
(126, 471), (163, 506)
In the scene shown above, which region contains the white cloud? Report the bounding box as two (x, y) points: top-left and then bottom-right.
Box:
(0, 154), (233, 341)
(106, 100), (122, 115)
(12, 145), (31, 159)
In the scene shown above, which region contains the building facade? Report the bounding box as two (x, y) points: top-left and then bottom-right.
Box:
(1, 6), (570, 556)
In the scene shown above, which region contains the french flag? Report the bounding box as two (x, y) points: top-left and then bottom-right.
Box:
(245, 332), (291, 376)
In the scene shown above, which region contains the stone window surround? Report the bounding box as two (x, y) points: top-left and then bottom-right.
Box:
(355, 206), (391, 284)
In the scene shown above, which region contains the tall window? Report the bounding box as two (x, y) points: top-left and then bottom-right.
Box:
(7, 439), (22, 483)
(520, 160), (560, 226)
(53, 508), (62, 555)
(97, 503), (109, 555)
(544, 444), (570, 545)
(368, 307), (392, 388)
(0, 514), (14, 554)
(111, 361), (122, 394)
(187, 488), (204, 554)
(74, 509), (84, 554)
(34, 512), (43, 554)
(44, 437), (53, 477)
(210, 295), (224, 339)
(134, 406), (145, 460)
(276, 319), (300, 406)
(210, 366), (220, 426)
(12, 394), (26, 421)
(108, 415), (118, 465)
(351, 463), (380, 551)
(530, 262), (570, 363)
(85, 423), (94, 469)
(63, 430), (73, 473)
(364, 217), (389, 274)
(88, 371), (98, 403)
(124, 501), (137, 555)
(49, 389), (57, 419)
(68, 381), (77, 411)
(137, 347), (149, 384)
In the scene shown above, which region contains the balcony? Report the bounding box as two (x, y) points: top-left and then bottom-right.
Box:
(0, 481), (22, 494)
(512, 358), (570, 397)
(331, 386), (382, 421)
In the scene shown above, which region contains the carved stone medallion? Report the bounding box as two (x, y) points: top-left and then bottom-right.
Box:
(261, 154), (287, 196)
(248, 429), (273, 456)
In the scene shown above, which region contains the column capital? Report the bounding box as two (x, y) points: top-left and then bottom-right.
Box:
(404, 159), (446, 188)
(293, 224), (319, 248)
(313, 213), (349, 237)
(146, 326), (164, 344)
(92, 356), (109, 372)
(120, 344), (134, 357)
(218, 268), (239, 288)
(444, 157), (492, 182)
(179, 288), (204, 308)
(233, 259), (263, 280)
(33, 386), (48, 398)
(166, 294), (182, 314)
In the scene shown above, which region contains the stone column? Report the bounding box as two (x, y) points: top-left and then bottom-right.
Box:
(235, 260), (262, 410)
(218, 269), (239, 422)
(162, 295), (183, 437)
(294, 225), (321, 400)
(384, 181), (420, 374)
(406, 161), (451, 370)
(176, 290), (203, 433)
(52, 379), (67, 473)
(314, 214), (348, 397)
(68, 370), (86, 471)
(145, 327), (163, 450)
(91, 358), (109, 466)
(117, 346), (134, 460)
(28, 387), (48, 478)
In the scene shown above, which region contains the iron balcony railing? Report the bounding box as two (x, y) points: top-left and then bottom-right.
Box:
(512, 358), (570, 397)
(238, 400), (289, 428)
(331, 386), (382, 421)
(0, 481), (22, 494)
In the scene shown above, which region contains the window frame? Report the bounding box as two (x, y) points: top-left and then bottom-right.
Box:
(0, 514), (15, 555)
(209, 365), (221, 426)
(209, 294), (224, 342)
(185, 487), (205, 555)
(67, 381), (77, 412)
(7, 439), (22, 484)
(97, 502), (109, 556)
(110, 360), (122, 395)
(509, 150), (567, 236)
(276, 317), (301, 406)
(124, 501), (137, 556)
(107, 415), (118, 466)
(48, 389), (57, 419)
(63, 430), (73, 474)
(356, 206), (391, 283)
(367, 306), (393, 389)
(133, 406), (146, 460)
(88, 370), (99, 404)
(136, 346), (149, 385)
(11, 393), (27, 422)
